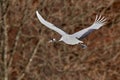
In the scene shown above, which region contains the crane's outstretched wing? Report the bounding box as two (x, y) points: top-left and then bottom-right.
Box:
(71, 15), (107, 40)
(36, 11), (67, 36)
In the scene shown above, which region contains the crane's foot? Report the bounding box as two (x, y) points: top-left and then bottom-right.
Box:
(80, 44), (87, 49)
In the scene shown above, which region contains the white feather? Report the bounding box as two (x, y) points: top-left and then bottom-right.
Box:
(36, 11), (67, 36)
(71, 15), (106, 39)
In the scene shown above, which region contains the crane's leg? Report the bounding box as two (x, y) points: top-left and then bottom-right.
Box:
(80, 44), (87, 49)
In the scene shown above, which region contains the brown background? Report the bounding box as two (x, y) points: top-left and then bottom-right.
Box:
(0, 0), (120, 80)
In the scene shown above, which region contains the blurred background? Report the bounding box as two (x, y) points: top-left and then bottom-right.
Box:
(0, 0), (120, 80)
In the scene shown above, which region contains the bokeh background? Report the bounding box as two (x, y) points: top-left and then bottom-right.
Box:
(0, 0), (120, 80)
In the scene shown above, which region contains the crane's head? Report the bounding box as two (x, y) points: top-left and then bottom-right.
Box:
(48, 38), (56, 43)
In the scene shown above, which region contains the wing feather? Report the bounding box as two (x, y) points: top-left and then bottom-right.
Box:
(36, 11), (67, 36)
(71, 15), (107, 39)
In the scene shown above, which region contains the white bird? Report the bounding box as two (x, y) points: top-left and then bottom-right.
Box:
(36, 11), (107, 48)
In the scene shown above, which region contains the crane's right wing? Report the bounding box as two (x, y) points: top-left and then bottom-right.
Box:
(36, 11), (67, 36)
(71, 15), (107, 40)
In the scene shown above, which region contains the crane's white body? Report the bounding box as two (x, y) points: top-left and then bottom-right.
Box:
(36, 11), (106, 48)
(59, 35), (83, 45)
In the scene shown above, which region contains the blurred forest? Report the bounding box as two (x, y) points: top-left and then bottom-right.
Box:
(0, 0), (120, 80)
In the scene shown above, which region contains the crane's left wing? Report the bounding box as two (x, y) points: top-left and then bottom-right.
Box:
(36, 11), (67, 36)
(71, 15), (107, 40)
